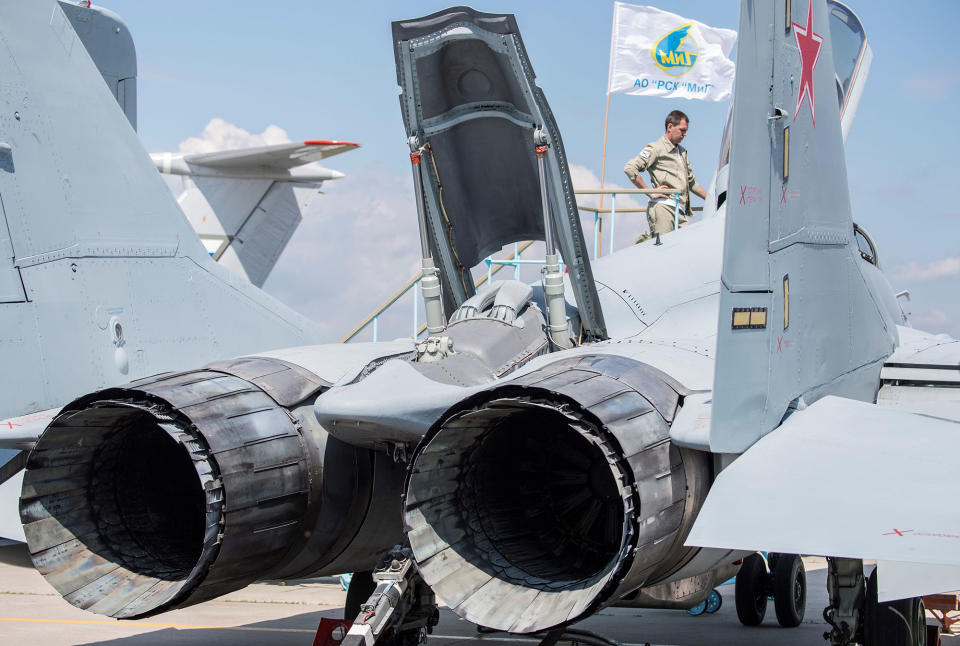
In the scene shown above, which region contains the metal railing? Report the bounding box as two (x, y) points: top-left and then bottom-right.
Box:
(575, 187), (703, 258)
(341, 188), (702, 343)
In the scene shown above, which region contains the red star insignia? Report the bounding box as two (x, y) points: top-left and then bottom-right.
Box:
(793, 0), (823, 126)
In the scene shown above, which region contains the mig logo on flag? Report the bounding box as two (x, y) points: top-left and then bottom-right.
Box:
(652, 23), (698, 76)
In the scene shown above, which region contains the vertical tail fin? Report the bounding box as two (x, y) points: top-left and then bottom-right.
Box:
(709, 0), (897, 453)
(0, 1), (325, 419)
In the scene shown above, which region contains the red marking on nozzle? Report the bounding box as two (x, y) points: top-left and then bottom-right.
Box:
(535, 145), (548, 155)
(410, 152), (422, 164)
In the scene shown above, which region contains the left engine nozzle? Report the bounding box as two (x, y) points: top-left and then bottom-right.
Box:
(20, 365), (319, 618)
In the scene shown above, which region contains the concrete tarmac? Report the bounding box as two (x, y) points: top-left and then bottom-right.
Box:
(0, 545), (955, 646)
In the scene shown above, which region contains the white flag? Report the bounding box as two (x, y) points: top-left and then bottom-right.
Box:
(607, 3), (737, 102)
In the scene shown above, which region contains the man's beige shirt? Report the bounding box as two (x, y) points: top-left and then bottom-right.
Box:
(624, 134), (697, 211)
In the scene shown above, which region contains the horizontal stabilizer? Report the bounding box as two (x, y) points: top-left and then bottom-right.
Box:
(687, 396), (960, 599)
(177, 140), (359, 170)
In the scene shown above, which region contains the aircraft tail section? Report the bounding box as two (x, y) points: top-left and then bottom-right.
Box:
(0, 0), (326, 421)
(152, 141), (357, 286)
(708, 0), (897, 453)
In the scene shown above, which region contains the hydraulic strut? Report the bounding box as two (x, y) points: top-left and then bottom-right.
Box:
(408, 137), (445, 336)
(343, 546), (438, 646)
(534, 128), (571, 350)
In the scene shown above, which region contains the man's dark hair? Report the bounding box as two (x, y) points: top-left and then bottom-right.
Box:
(665, 110), (689, 130)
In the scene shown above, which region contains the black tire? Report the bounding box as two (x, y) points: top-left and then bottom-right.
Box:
(864, 570), (927, 646)
(773, 553), (806, 628)
(344, 570), (376, 621)
(735, 553), (769, 626)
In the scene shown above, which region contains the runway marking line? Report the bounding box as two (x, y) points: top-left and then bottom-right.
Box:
(0, 620), (678, 645)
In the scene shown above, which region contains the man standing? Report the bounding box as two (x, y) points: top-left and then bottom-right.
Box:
(624, 110), (707, 237)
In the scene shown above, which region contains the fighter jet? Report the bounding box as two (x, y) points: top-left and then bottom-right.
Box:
(1, 2), (958, 646)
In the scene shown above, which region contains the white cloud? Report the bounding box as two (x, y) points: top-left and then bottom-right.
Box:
(178, 118), (291, 153)
(893, 257), (960, 282)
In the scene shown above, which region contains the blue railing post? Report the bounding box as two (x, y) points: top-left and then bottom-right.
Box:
(593, 212), (600, 260)
(373, 316), (379, 342)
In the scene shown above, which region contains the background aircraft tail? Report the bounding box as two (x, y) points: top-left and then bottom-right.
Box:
(708, 0), (898, 453)
(153, 141), (358, 287)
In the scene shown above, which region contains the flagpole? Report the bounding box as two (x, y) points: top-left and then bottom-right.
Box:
(596, 92), (612, 257)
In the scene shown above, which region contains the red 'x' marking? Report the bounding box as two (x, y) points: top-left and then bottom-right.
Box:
(777, 336), (783, 353)
(739, 185), (747, 205)
(883, 528), (913, 537)
(781, 186), (788, 204)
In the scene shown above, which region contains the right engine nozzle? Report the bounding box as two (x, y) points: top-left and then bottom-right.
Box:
(404, 355), (709, 634)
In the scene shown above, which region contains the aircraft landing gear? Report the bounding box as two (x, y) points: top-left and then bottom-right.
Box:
(863, 570), (927, 646)
(341, 545), (439, 646)
(734, 552), (806, 628)
(344, 571), (376, 621)
(823, 558), (927, 646)
(735, 553), (768, 625)
(772, 553), (806, 628)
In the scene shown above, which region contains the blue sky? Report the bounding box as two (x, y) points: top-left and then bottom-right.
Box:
(104, 0), (959, 339)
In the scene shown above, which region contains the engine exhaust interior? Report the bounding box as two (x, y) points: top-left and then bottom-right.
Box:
(406, 394), (635, 631)
(88, 410), (206, 578)
(20, 399), (222, 617)
(461, 408), (624, 581)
